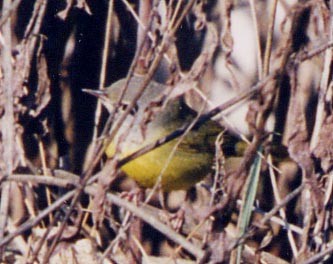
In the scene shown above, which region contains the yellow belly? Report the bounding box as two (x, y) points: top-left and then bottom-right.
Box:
(105, 137), (214, 191)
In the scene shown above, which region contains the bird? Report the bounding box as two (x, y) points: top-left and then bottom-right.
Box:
(84, 75), (240, 191)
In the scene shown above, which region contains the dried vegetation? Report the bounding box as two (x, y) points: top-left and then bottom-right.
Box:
(1, 0), (333, 263)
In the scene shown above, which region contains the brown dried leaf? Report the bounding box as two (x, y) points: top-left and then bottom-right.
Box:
(181, 22), (219, 111)
(186, 22), (218, 81)
(29, 54), (51, 118)
(220, 0), (234, 56)
(246, 100), (260, 135)
(9, 183), (26, 225)
(287, 97), (314, 178)
(313, 115), (333, 172)
(12, 46), (29, 100)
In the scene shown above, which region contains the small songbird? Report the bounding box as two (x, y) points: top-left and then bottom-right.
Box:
(84, 76), (240, 191)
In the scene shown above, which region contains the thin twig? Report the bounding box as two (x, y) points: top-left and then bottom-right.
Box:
(92, 0), (115, 144)
(263, 0), (278, 76)
(37, 136), (53, 223)
(249, 0), (263, 79)
(4, 174), (79, 188)
(297, 40), (333, 62)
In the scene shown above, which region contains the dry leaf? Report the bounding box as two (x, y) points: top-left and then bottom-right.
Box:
(313, 115), (333, 172)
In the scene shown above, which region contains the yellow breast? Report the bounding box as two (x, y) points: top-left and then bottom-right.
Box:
(105, 134), (215, 191)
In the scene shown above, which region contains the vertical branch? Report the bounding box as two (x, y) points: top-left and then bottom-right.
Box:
(249, 0), (263, 79)
(135, 0), (153, 74)
(91, 0), (115, 146)
(0, 0), (14, 252)
(136, 0), (153, 53)
(99, 0), (114, 90)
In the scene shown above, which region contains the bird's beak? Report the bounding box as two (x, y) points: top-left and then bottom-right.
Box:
(82, 88), (107, 98)
(82, 89), (112, 112)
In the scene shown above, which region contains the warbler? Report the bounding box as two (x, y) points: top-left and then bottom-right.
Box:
(85, 76), (240, 191)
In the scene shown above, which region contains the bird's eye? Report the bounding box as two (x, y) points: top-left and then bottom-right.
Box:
(119, 103), (128, 111)
(119, 102), (139, 115)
